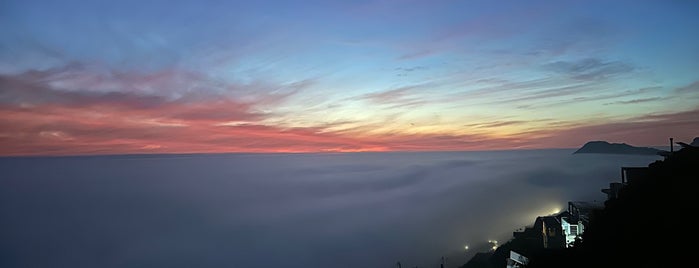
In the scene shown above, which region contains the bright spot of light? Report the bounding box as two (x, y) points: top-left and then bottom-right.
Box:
(488, 239), (499, 251)
(464, 245), (469, 251)
(548, 205), (562, 215)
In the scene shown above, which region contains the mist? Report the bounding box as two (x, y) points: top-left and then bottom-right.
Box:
(0, 150), (659, 267)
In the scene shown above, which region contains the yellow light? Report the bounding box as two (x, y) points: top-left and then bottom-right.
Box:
(464, 245), (469, 250)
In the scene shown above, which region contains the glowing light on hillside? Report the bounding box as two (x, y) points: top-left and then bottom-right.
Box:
(488, 239), (499, 251)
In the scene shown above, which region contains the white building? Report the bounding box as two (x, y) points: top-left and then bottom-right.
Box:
(560, 216), (584, 247)
(560, 201), (603, 247)
(506, 250), (529, 268)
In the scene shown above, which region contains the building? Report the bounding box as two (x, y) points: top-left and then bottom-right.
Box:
(560, 201), (603, 247)
(621, 166), (650, 184)
(560, 216), (581, 247)
(506, 250), (529, 268)
(602, 166), (651, 200)
(535, 215), (565, 249)
(601, 182), (624, 200)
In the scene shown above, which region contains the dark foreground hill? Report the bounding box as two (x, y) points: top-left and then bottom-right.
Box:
(462, 146), (699, 268)
(537, 146), (698, 267)
(573, 141), (661, 155)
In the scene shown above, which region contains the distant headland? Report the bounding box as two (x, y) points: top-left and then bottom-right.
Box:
(573, 141), (661, 155)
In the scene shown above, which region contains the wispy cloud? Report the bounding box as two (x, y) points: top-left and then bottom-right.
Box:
(542, 58), (634, 81)
(355, 85), (431, 109)
(676, 80), (699, 94)
(1, 1), (698, 155)
(394, 66), (427, 76)
(465, 120), (527, 128)
(523, 107), (699, 147)
(603, 97), (666, 105)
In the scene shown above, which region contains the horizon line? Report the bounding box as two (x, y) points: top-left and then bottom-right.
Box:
(0, 147), (588, 159)
(2, 144), (678, 158)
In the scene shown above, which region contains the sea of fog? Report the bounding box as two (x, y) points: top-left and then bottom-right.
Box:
(0, 150), (660, 268)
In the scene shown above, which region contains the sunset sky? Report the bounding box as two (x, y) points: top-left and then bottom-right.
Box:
(1, 0), (698, 155)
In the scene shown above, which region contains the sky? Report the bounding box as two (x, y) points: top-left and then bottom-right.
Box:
(1, 0), (698, 155)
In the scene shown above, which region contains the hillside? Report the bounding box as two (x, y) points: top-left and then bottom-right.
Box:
(461, 146), (699, 268)
(573, 141), (661, 155)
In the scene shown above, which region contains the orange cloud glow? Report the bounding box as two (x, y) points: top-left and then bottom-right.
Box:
(1, 66), (697, 156)
(2, 99), (697, 156)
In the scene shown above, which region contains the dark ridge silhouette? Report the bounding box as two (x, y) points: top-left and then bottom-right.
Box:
(676, 136), (699, 149)
(573, 141), (661, 155)
(461, 143), (699, 268)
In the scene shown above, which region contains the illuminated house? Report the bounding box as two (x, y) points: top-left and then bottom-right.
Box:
(512, 201), (602, 249)
(560, 201), (602, 247)
(560, 215), (582, 247)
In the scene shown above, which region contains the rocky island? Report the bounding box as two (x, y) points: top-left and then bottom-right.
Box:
(573, 141), (661, 155)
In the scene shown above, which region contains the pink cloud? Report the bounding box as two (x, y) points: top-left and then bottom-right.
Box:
(1, 64), (697, 156)
(523, 108), (699, 148)
(2, 104), (697, 155)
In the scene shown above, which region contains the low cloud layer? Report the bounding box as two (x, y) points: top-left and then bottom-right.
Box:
(0, 151), (660, 267)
